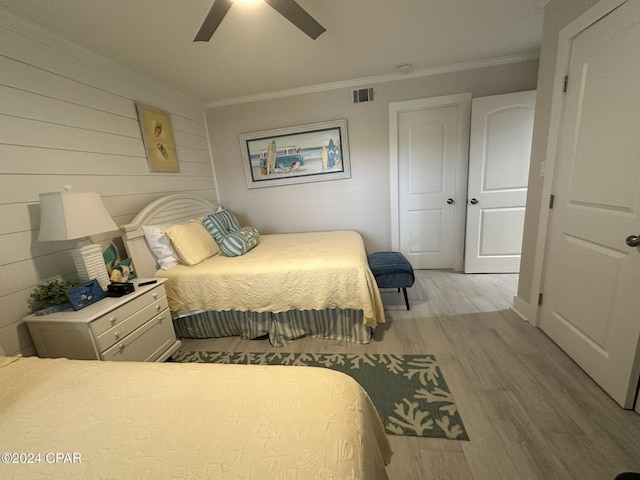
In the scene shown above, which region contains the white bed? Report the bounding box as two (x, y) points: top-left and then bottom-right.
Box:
(0, 355), (392, 479)
(121, 194), (385, 346)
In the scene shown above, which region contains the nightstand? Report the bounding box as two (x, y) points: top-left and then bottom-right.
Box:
(23, 278), (181, 362)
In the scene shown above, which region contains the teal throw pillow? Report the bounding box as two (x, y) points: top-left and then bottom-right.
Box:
(219, 227), (260, 257)
(202, 210), (240, 244)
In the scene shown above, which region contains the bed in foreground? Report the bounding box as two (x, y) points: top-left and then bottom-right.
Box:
(121, 194), (385, 346)
(0, 355), (392, 479)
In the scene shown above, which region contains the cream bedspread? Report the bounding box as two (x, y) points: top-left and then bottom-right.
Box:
(0, 355), (392, 479)
(158, 230), (386, 328)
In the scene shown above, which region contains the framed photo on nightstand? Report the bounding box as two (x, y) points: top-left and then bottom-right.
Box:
(66, 280), (105, 310)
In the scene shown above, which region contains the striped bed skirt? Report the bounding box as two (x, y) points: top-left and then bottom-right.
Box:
(172, 308), (372, 347)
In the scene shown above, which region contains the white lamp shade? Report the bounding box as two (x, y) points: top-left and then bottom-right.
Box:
(38, 191), (118, 241)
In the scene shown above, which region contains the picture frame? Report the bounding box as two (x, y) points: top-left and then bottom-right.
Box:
(65, 279), (106, 311)
(239, 119), (351, 189)
(135, 102), (180, 173)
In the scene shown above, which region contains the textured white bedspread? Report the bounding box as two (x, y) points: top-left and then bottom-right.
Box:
(0, 355), (392, 479)
(158, 230), (386, 328)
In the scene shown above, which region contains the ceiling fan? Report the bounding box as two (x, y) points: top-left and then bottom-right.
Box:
(194, 0), (326, 42)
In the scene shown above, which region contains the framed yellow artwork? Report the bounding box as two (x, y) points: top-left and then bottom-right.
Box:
(135, 102), (180, 173)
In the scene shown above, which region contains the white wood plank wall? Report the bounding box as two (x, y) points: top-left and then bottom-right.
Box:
(0, 11), (218, 356)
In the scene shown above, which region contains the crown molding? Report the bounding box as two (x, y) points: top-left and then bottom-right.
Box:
(1, 7), (539, 112)
(204, 51), (540, 108)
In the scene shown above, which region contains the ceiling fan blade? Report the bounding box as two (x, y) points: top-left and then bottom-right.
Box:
(263, 0), (326, 40)
(194, 0), (234, 42)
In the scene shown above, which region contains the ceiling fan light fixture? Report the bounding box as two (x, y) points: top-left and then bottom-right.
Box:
(195, 0), (325, 42)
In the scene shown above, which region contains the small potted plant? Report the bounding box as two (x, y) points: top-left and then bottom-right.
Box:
(29, 279), (78, 315)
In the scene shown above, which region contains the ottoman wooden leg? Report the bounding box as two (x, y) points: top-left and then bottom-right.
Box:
(402, 288), (410, 310)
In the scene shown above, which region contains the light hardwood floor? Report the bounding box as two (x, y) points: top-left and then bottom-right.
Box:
(179, 270), (640, 480)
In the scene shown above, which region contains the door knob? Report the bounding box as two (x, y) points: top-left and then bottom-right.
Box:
(470, 198), (479, 205)
(626, 235), (640, 247)
(446, 198), (454, 204)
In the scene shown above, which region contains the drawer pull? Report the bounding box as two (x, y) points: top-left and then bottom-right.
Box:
(152, 293), (158, 299)
(110, 317), (118, 325)
(158, 315), (165, 323)
(118, 343), (126, 352)
(114, 331), (120, 340)
(156, 305), (162, 311)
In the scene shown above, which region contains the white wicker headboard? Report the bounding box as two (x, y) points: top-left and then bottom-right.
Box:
(121, 194), (218, 278)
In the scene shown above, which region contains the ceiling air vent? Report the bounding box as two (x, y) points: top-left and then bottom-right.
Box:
(352, 87), (374, 104)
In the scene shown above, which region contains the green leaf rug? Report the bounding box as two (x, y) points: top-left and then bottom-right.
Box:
(171, 351), (469, 440)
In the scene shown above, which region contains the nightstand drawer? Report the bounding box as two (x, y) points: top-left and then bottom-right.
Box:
(90, 285), (166, 337)
(94, 296), (169, 353)
(100, 311), (176, 362)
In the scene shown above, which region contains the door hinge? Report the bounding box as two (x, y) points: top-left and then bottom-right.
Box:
(538, 293), (543, 305)
(562, 75), (568, 93)
(549, 194), (555, 209)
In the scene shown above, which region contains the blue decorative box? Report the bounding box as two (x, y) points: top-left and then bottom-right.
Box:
(65, 279), (105, 310)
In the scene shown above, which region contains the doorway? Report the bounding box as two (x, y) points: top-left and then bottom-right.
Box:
(389, 93), (471, 270)
(464, 90), (536, 273)
(537, 0), (640, 408)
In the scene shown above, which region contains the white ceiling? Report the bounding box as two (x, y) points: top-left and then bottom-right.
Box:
(0, 0), (545, 104)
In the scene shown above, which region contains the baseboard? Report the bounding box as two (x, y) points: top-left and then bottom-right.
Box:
(511, 295), (538, 326)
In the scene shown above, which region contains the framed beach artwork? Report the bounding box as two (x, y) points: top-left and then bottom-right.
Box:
(239, 119), (351, 189)
(135, 102), (180, 173)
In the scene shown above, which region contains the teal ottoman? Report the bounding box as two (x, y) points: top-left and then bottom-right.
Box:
(367, 252), (415, 310)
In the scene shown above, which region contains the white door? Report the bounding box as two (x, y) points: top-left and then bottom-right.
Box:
(539, 0), (640, 408)
(465, 91), (536, 273)
(390, 94), (471, 270)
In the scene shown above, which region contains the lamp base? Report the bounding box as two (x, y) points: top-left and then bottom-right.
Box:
(70, 241), (110, 291)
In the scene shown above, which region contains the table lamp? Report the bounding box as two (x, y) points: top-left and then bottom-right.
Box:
(38, 187), (118, 290)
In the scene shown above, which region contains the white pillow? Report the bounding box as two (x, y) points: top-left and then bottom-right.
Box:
(142, 224), (180, 270)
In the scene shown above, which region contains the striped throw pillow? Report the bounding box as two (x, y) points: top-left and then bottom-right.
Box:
(202, 210), (240, 244)
(219, 227), (260, 257)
